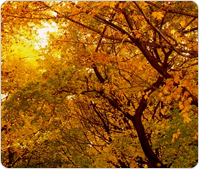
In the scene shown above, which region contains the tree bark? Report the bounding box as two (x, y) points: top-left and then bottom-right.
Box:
(125, 77), (165, 167)
(132, 115), (163, 167)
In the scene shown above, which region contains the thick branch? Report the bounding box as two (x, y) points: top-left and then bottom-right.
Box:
(122, 8), (134, 31)
(125, 76), (165, 167)
(168, 10), (198, 18)
(137, 41), (172, 78)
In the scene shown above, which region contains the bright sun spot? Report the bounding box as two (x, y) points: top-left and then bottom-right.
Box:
(35, 22), (58, 49)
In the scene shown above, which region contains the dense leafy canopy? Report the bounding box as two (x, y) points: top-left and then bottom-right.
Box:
(1, 1), (198, 168)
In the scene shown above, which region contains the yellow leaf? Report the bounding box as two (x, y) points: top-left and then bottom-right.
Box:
(161, 109), (165, 115)
(163, 85), (170, 94)
(188, 97), (192, 103)
(136, 92), (142, 99)
(176, 37), (183, 43)
(120, 48), (126, 55)
(119, 3), (124, 9)
(179, 101), (184, 110)
(182, 113), (191, 123)
(172, 129), (181, 142)
(184, 91), (190, 98)
(194, 132), (198, 140)
(176, 86), (183, 94)
(171, 30), (176, 34)
(136, 33), (141, 38)
(193, 45), (198, 51)
(109, 1), (117, 8)
(148, 106), (153, 111)
(166, 78), (174, 86)
(158, 92), (163, 98)
(148, 30), (153, 36)
(118, 13), (123, 20)
(180, 20), (186, 27)
(166, 95), (172, 103)
(133, 15), (138, 21)
(183, 100), (192, 112)
(152, 11), (164, 20)
(173, 72), (180, 83)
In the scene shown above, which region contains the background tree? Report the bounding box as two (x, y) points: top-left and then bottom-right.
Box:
(1, 1), (198, 168)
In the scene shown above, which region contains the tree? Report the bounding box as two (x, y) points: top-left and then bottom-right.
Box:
(1, 1), (198, 168)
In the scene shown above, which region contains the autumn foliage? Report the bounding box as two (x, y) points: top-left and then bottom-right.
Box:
(1, 1), (198, 168)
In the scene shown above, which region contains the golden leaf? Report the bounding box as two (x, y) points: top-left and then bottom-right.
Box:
(176, 37), (183, 43)
(173, 72), (180, 83)
(158, 92), (163, 98)
(194, 132), (198, 140)
(166, 78), (174, 86)
(182, 113), (191, 123)
(148, 106), (153, 111)
(193, 45), (198, 51)
(136, 33), (141, 38)
(120, 48), (126, 55)
(172, 129), (181, 142)
(171, 30), (176, 34)
(161, 109), (165, 115)
(152, 11), (164, 20)
(179, 101), (184, 110)
(109, 1), (117, 8)
(163, 85), (170, 94)
(184, 91), (190, 98)
(148, 30), (153, 36)
(180, 20), (186, 27)
(188, 97), (193, 103)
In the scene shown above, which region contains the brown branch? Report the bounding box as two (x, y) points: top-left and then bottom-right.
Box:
(124, 76), (165, 167)
(137, 41), (172, 78)
(92, 64), (105, 83)
(167, 10), (198, 18)
(183, 27), (198, 34)
(182, 18), (196, 31)
(122, 8), (134, 31)
(145, 1), (198, 18)
(91, 9), (172, 78)
(134, 2), (197, 59)
(94, 14), (135, 43)
(92, 12), (116, 83)
(91, 102), (111, 140)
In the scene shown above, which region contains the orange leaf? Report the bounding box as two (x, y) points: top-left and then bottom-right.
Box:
(152, 11), (164, 20)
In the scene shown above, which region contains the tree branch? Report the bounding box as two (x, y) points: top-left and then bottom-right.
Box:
(134, 2), (197, 58)
(145, 1), (198, 18)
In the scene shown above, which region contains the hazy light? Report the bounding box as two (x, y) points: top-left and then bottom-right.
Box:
(35, 22), (58, 49)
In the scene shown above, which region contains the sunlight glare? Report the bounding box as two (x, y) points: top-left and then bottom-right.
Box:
(35, 22), (58, 49)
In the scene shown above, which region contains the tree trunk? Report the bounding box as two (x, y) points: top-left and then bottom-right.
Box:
(132, 115), (163, 167)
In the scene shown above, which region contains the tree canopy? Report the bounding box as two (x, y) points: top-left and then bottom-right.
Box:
(1, 1), (198, 168)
